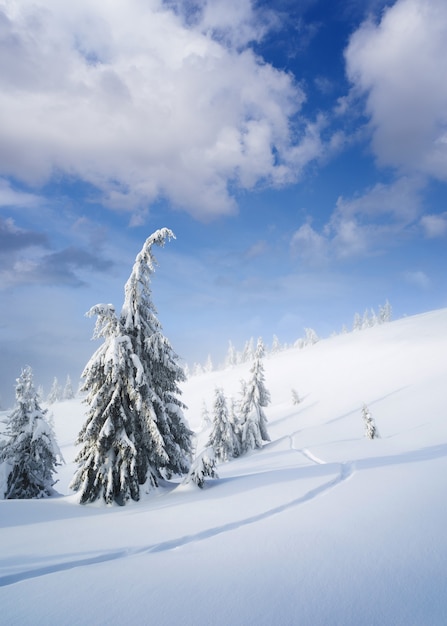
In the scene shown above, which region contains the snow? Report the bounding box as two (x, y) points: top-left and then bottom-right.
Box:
(1, 308), (447, 624)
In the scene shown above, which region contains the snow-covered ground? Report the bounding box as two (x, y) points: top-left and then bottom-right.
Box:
(1, 309), (447, 625)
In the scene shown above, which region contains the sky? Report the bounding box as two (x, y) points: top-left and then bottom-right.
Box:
(1, 0), (447, 407)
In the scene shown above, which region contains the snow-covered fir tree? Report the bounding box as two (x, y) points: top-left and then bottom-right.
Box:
(37, 385), (45, 401)
(379, 300), (392, 324)
(204, 354), (213, 373)
(121, 228), (192, 479)
(362, 404), (379, 439)
(70, 305), (155, 505)
(242, 338), (255, 363)
(71, 229), (192, 505)
(63, 375), (75, 400)
(193, 363), (204, 376)
(353, 312), (362, 331)
(271, 334), (282, 353)
(291, 388), (301, 405)
(361, 309), (372, 330)
(239, 338), (271, 453)
(47, 377), (62, 404)
(0, 366), (62, 499)
(207, 387), (240, 462)
(225, 341), (238, 368)
(200, 400), (211, 431)
(369, 309), (378, 327)
(183, 447), (218, 489)
(304, 327), (319, 346)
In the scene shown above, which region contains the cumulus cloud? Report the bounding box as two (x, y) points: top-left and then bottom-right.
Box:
(244, 240), (269, 260)
(0, 178), (42, 209)
(345, 0), (447, 180)
(420, 212), (447, 238)
(290, 222), (328, 265)
(0, 0), (320, 221)
(404, 270), (431, 289)
(334, 176), (424, 224)
(291, 176), (427, 263)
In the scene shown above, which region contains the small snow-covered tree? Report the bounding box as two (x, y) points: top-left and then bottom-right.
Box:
(369, 308), (378, 327)
(379, 300), (392, 324)
(361, 309), (372, 330)
(291, 388), (301, 405)
(304, 328), (319, 346)
(47, 377), (62, 404)
(63, 375), (75, 400)
(362, 404), (379, 440)
(183, 447), (218, 489)
(204, 354), (213, 373)
(239, 338), (271, 453)
(207, 388), (240, 462)
(200, 401), (211, 431)
(271, 334), (282, 354)
(193, 363), (204, 376)
(225, 341), (237, 368)
(353, 312), (362, 331)
(242, 337), (255, 363)
(0, 366), (62, 499)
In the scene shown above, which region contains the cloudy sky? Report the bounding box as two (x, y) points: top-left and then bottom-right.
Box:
(1, 0), (446, 406)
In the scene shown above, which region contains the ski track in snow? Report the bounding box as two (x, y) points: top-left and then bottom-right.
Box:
(0, 455), (352, 589)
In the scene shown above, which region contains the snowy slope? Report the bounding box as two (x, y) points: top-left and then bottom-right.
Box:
(1, 309), (447, 625)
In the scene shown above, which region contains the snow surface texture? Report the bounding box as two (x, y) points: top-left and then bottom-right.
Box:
(1, 309), (447, 625)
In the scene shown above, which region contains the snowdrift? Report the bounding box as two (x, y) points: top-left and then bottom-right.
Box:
(1, 309), (447, 625)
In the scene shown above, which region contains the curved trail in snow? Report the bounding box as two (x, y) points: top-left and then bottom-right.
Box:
(0, 459), (353, 589)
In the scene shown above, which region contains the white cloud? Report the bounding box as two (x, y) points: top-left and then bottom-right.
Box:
(420, 213), (447, 238)
(345, 0), (447, 180)
(0, 0), (318, 221)
(0, 178), (42, 209)
(291, 176), (426, 264)
(291, 222), (328, 265)
(404, 270), (431, 289)
(244, 240), (269, 260)
(334, 177), (424, 224)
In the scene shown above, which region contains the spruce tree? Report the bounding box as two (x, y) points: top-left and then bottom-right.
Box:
(71, 229), (192, 505)
(207, 387), (240, 462)
(239, 338), (271, 452)
(63, 375), (75, 400)
(47, 377), (62, 404)
(70, 305), (160, 505)
(0, 366), (62, 499)
(121, 228), (192, 479)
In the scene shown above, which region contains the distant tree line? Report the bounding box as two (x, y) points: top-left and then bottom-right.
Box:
(187, 300), (392, 377)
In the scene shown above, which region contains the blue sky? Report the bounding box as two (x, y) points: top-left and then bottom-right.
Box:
(1, 0), (446, 407)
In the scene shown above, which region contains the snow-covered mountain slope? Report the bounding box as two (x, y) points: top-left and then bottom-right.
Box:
(1, 309), (447, 625)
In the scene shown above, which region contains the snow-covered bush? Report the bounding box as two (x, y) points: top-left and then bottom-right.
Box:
(362, 404), (379, 440)
(183, 447), (218, 489)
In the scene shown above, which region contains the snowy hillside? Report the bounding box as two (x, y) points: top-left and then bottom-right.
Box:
(1, 309), (447, 625)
